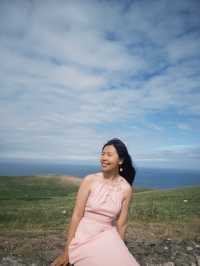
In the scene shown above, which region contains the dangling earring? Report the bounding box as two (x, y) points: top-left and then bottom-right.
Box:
(119, 164), (123, 172)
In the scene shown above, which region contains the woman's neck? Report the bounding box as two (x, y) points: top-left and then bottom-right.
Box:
(102, 170), (119, 181)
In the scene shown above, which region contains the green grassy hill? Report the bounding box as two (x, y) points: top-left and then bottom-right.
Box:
(0, 175), (199, 239)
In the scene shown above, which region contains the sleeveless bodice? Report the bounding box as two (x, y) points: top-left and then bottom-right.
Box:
(68, 173), (127, 249)
(68, 172), (141, 266)
(84, 172), (125, 225)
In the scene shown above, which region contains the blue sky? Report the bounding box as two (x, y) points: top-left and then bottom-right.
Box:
(0, 0), (200, 169)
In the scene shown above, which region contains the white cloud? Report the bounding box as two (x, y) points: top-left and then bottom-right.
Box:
(0, 0), (200, 169)
(176, 123), (191, 130)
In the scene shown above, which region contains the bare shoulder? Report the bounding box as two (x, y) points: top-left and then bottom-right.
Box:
(81, 172), (100, 191)
(82, 172), (99, 181)
(120, 177), (134, 201)
(71, 173), (99, 218)
(87, 172), (102, 182)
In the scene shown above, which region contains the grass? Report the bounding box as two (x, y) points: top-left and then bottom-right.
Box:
(0, 175), (200, 239)
(0, 176), (77, 231)
(130, 186), (200, 223)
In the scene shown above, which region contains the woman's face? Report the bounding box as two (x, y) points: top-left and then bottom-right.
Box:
(100, 145), (122, 172)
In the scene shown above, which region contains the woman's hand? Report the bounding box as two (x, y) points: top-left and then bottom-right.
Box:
(50, 252), (69, 266)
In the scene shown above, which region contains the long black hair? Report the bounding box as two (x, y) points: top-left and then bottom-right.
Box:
(101, 138), (136, 186)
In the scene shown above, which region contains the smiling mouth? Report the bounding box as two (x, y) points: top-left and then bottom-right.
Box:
(102, 163), (110, 167)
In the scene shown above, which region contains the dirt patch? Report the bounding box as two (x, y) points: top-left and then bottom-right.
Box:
(126, 221), (200, 241)
(0, 228), (200, 266)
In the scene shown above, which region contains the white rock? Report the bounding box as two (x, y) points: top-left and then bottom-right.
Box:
(163, 263), (175, 266)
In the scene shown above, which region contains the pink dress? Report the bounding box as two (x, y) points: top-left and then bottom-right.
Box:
(68, 172), (140, 266)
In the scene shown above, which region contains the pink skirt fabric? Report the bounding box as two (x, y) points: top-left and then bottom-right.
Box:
(68, 172), (140, 266)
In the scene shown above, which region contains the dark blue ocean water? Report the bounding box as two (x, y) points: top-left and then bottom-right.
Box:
(0, 159), (200, 189)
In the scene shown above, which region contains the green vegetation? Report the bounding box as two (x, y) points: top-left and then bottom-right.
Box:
(0, 176), (77, 231)
(130, 186), (200, 223)
(0, 176), (199, 233)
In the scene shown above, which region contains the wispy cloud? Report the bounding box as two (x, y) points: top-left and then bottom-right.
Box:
(0, 0), (200, 169)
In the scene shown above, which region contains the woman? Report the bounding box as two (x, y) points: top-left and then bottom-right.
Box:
(51, 138), (140, 266)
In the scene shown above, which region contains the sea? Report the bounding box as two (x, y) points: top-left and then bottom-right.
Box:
(0, 159), (200, 190)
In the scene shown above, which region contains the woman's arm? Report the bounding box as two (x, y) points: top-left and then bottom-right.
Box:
(63, 175), (92, 254)
(115, 186), (133, 241)
(51, 176), (92, 266)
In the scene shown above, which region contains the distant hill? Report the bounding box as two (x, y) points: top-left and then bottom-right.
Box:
(36, 174), (82, 186)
